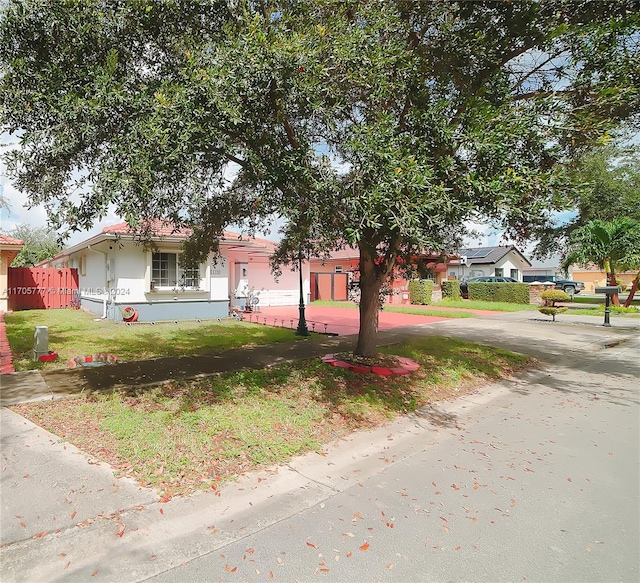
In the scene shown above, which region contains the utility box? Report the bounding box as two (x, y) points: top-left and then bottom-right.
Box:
(34, 326), (49, 360)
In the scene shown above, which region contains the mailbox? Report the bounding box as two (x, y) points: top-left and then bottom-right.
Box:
(595, 286), (620, 295)
(594, 286), (620, 327)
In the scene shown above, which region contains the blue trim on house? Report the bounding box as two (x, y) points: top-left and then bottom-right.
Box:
(81, 298), (230, 322)
(115, 300), (230, 322)
(81, 297), (108, 318)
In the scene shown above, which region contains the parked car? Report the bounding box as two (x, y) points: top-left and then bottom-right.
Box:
(459, 276), (518, 299)
(553, 279), (585, 297)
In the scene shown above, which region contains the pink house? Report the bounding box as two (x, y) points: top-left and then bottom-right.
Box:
(310, 247), (452, 304)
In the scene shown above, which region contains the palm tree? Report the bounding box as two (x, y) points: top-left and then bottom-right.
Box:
(562, 218), (640, 307)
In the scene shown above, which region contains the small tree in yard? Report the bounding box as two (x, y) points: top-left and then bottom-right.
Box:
(1, 1), (638, 357)
(538, 290), (571, 322)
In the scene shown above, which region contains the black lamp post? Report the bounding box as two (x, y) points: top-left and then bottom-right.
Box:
(295, 251), (310, 336)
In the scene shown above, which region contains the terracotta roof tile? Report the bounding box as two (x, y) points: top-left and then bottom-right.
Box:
(101, 220), (192, 238)
(100, 220), (277, 250)
(0, 234), (24, 246)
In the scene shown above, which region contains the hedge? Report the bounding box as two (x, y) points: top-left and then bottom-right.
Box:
(441, 280), (461, 300)
(409, 279), (434, 305)
(468, 282), (530, 304)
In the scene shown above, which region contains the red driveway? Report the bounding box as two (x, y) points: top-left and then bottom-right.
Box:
(247, 304), (475, 336)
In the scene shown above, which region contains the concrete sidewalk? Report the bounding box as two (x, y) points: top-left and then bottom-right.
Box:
(1, 310), (639, 582)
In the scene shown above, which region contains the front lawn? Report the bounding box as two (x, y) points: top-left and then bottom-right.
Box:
(11, 336), (533, 497)
(564, 305), (640, 317)
(5, 309), (297, 371)
(313, 299), (535, 312)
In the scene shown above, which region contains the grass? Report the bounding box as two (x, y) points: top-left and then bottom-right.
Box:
(563, 305), (640, 317)
(383, 306), (476, 318)
(5, 309), (297, 371)
(312, 299), (535, 312)
(434, 299), (535, 312)
(11, 335), (533, 497)
(571, 295), (640, 306)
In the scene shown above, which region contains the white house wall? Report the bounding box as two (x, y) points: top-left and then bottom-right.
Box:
(209, 257), (229, 301)
(493, 257), (524, 281)
(452, 253), (527, 281)
(70, 240), (228, 322)
(47, 234), (303, 322)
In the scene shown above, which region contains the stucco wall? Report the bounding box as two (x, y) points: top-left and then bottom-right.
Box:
(69, 239), (304, 320)
(493, 257), (525, 280)
(571, 270), (637, 292)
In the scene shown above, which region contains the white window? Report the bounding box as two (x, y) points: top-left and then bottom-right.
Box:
(510, 269), (519, 279)
(494, 268), (504, 277)
(151, 252), (202, 289)
(335, 265), (343, 273)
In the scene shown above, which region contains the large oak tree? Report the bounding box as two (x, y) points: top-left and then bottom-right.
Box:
(1, 1), (638, 356)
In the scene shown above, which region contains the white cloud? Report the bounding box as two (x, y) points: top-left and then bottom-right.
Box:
(1, 164), (120, 245)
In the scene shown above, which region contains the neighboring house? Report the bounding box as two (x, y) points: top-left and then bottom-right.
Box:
(522, 254), (564, 282)
(310, 247), (452, 304)
(39, 221), (308, 322)
(522, 256), (637, 291)
(0, 234), (24, 312)
(568, 265), (638, 292)
(448, 246), (531, 282)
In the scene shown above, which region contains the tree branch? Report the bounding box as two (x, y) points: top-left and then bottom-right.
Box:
(203, 144), (248, 168)
(511, 89), (598, 102)
(282, 114), (300, 150)
(510, 49), (570, 93)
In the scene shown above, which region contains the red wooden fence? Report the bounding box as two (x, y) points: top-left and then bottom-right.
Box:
(7, 268), (79, 310)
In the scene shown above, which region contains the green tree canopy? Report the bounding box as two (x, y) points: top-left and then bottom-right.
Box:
(571, 146), (640, 225)
(1, 1), (639, 355)
(534, 144), (640, 258)
(7, 224), (62, 267)
(561, 217), (640, 305)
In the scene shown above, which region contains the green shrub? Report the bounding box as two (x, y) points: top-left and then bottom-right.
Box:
(468, 282), (530, 304)
(609, 305), (639, 314)
(441, 280), (461, 300)
(539, 289), (571, 306)
(538, 289), (571, 321)
(409, 279), (434, 305)
(538, 306), (568, 322)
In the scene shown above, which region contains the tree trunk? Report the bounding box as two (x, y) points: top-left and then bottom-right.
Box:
(606, 270), (621, 306)
(355, 247), (382, 358)
(624, 272), (639, 308)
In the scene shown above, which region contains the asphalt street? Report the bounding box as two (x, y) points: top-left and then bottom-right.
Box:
(145, 315), (640, 583)
(1, 311), (638, 582)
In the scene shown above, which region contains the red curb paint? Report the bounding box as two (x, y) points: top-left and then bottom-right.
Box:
(322, 353), (420, 377)
(351, 365), (371, 374)
(371, 366), (393, 376)
(331, 360), (352, 369)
